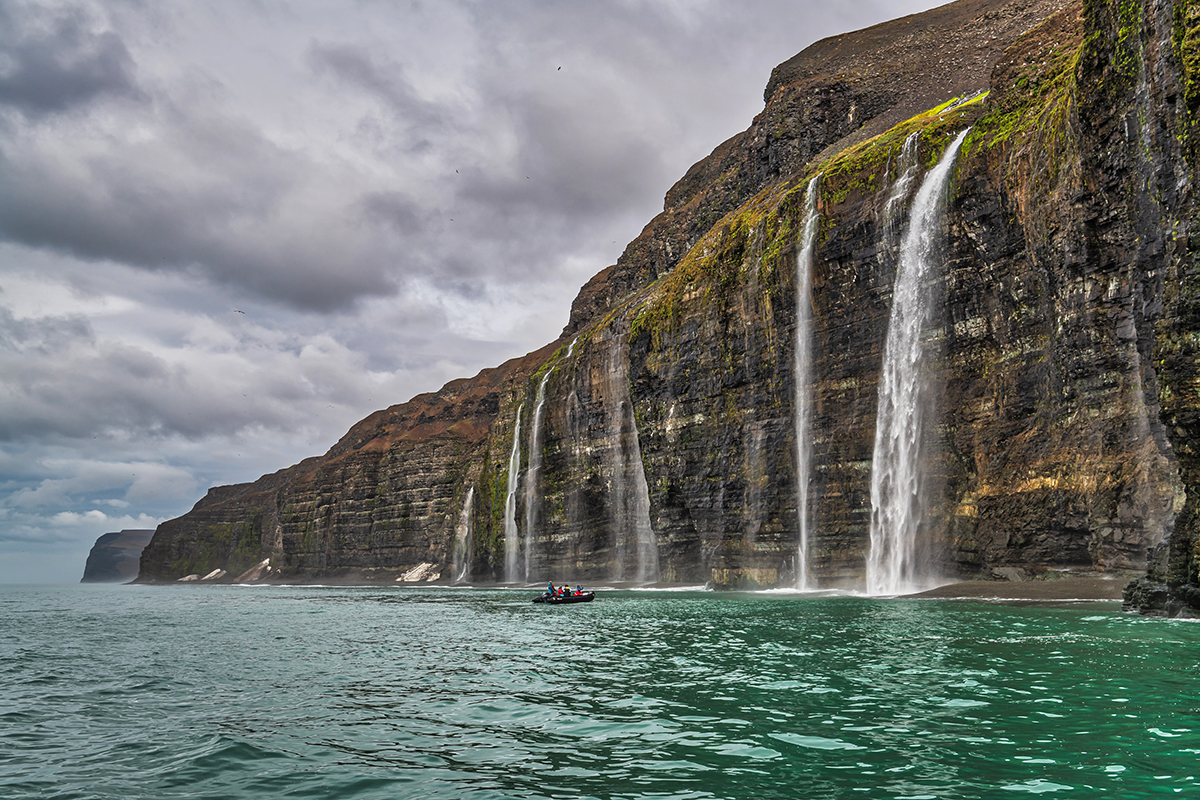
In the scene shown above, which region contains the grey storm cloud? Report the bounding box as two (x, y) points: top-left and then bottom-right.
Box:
(0, 2), (143, 117)
(0, 317), (350, 443)
(0, 305), (92, 353)
(0, 130), (399, 311)
(307, 42), (448, 136)
(0, 0), (871, 320)
(359, 191), (426, 236)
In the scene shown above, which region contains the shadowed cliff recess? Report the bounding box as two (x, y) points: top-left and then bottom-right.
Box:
(137, 0), (1200, 616)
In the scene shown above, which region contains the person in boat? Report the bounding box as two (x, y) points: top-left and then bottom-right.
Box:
(546, 581), (555, 598)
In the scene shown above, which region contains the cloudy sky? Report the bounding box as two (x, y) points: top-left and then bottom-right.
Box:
(1, 0), (944, 583)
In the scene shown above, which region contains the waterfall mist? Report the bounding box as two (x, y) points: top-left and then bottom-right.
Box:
(882, 132), (921, 232)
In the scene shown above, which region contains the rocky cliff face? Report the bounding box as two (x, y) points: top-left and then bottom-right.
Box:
(139, 0), (1200, 611)
(82, 530), (154, 583)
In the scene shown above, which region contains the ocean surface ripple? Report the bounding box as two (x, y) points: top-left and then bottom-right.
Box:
(1, 585), (1197, 799)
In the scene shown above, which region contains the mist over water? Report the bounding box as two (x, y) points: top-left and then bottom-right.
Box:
(3, 584), (1197, 800)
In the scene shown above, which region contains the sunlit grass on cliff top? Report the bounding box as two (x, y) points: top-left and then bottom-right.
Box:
(818, 90), (990, 195)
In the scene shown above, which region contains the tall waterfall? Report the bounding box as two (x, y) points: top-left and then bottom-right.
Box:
(504, 404), (524, 583)
(452, 487), (474, 584)
(522, 337), (578, 581)
(605, 325), (659, 583)
(794, 175), (820, 591)
(523, 368), (555, 581)
(867, 129), (969, 596)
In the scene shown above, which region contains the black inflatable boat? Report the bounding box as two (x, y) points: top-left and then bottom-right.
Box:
(532, 591), (595, 605)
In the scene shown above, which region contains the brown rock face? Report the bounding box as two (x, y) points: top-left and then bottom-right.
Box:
(140, 0), (1200, 608)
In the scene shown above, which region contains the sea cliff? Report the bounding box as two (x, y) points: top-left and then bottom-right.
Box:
(139, 0), (1200, 613)
(82, 530), (154, 583)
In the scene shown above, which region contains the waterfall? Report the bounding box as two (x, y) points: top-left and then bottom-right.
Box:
(605, 325), (659, 583)
(883, 132), (921, 232)
(794, 175), (820, 591)
(452, 487), (474, 584)
(629, 408), (658, 584)
(867, 129), (969, 596)
(523, 368), (554, 581)
(522, 337), (578, 581)
(504, 404), (524, 583)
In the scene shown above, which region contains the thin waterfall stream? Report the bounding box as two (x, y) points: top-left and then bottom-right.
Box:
(523, 337), (577, 583)
(882, 132), (921, 231)
(503, 404), (524, 583)
(604, 324), (658, 583)
(867, 129), (969, 596)
(523, 368), (555, 581)
(794, 174), (820, 590)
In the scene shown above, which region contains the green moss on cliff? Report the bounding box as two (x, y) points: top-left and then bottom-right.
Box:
(485, 422), (515, 573)
(630, 180), (806, 350)
(1174, 0), (1200, 162)
(962, 5), (1087, 252)
(1072, 0), (1143, 109)
(227, 509), (265, 574)
(821, 96), (984, 208)
(965, 37), (1081, 165)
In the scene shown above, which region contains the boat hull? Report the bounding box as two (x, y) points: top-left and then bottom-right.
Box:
(532, 592), (595, 605)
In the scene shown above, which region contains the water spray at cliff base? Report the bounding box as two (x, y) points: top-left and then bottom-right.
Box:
(452, 487), (474, 584)
(866, 129), (969, 597)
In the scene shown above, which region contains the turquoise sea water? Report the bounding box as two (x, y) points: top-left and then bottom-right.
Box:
(1, 585), (1197, 799)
